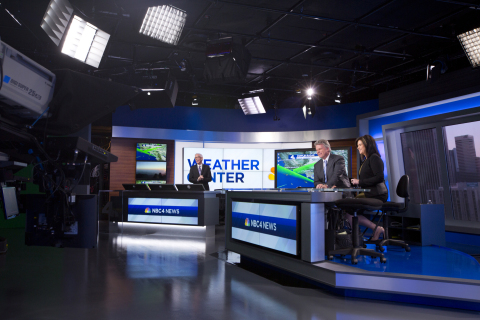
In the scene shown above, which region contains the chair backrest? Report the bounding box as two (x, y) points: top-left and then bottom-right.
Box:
(396, 175), (409, 198)
(396, 175), (409, 212)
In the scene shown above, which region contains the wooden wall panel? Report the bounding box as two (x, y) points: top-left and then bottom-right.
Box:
(110, 138), (175, 191)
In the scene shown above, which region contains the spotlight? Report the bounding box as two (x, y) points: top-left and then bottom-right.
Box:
(458, 28), (480, 68)
(139, 5), (187, 46)
(302, 99), (315, 119)
(306, 88), (314, 97)
(192, 95), (198, 106)
(426, 58), (447, 81)
(335, 92), (342, 103)
(61, 15), (110, 68)
(41, 0), (74, 46)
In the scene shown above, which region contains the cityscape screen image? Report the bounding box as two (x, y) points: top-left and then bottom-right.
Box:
(443, 121), (480, 222)
(276, 148), (350, 188)
(136, 143), (167, 161)
(136, 161), (167, 184)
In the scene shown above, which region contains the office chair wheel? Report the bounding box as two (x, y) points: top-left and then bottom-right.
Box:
(405, 245), (411, 252)
(377, 245), (385, 252)
(380, 257), (387, 264)
(352, 258), (358, 265)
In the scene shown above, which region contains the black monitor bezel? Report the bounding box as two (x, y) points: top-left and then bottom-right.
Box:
(122, 183), (151, 191)
(175, 184), (205, 191)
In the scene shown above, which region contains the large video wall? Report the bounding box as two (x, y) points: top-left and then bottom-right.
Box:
(183, 148), (275, 189)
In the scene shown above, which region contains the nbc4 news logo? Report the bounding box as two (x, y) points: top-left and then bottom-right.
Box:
(244, 217), (276, 231)
(145, 207), (151, 213)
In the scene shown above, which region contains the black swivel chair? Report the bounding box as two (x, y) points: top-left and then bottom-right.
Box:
(328, 198), (387, 264)
(366, 175), (411, 252)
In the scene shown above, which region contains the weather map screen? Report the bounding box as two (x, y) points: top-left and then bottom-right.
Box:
(128, 198), (199, 225)
(275, 148), (350, 188)
(231, 201), (298, 256)
(136, 143), (167, 184)
(136, 143), (167, 161)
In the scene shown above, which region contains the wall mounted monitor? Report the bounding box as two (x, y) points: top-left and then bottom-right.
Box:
(136, 143), (167, 184)
(136, 143), (167, 161)
(275, 147), (351, 188)
(1, 187), (20, 219)
(231, 201), (299, 256)
(136, 161), (166, 184)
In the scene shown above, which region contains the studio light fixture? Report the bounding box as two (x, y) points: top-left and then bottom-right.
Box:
(41, 0), (74, 46)
(302, 99), (315, 119)
(139, 5), (187, 46)
(306, 88), (314, 100)
(61, 15), (110, 68)
(238, 96), (266, 115)
(335, 92), (342, 103)
(458, 28), (480, 68)
(192, 95), (198, 106)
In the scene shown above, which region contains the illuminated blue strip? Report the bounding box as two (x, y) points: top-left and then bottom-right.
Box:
(128, 204), (198, 217)
(232, 211), (296, 240)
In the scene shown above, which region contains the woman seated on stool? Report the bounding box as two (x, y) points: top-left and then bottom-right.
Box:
(348, 135), (389, 241)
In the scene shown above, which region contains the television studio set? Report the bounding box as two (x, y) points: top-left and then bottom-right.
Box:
(1, 0), (480, 318)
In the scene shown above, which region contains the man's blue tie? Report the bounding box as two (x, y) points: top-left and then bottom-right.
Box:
(323, 159), (327, 183)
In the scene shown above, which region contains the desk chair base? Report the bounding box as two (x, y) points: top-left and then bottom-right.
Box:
(365, 214), (410, 253)
(327, 214), (386, 265)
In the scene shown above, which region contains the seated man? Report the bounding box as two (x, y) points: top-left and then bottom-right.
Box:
(313, 139), (350, 188)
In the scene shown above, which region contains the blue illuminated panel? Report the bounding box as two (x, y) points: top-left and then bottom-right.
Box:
(231, 201), (297, 255)
(128, 198), (198, 225)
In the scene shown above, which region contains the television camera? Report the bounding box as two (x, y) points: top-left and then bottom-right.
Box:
(0, 40), (138, 249)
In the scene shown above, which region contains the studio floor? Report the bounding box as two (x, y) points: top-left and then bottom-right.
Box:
(0, 226), (479, 320)
(331, 243), (480, 280)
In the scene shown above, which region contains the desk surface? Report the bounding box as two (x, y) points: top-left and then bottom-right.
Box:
(221, 188), (370, 193)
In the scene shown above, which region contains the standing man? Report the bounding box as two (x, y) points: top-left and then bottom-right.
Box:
(188, 153), (212, 190)
(314, 139), (350, 188)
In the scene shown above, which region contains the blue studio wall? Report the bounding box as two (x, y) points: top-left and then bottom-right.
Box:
(113, 99), (379, 132)
(368, 94), (480, 138)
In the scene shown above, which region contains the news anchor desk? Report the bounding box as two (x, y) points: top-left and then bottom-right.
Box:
(224, 189), (360, 264)
(103, 190), (220, 238)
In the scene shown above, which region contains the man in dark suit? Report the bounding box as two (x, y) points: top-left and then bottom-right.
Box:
(188, 153), (212, 190)
(314, 139), (350, 188)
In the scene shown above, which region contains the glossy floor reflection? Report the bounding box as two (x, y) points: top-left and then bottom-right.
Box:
(331, 244), (480, 280)
(0, 227), (479, 320)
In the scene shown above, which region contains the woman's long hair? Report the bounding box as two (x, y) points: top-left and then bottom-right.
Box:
(355, 135), (380, 160)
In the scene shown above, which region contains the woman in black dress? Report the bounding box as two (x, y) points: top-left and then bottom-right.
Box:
(349, 135), (389, 240)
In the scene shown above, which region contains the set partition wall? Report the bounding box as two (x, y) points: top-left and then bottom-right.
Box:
(381, 107), (480, 234)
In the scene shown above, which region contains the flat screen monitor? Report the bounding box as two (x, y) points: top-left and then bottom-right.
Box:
(1, 187), (20, 219)
(275, 147), (351, 188)
(175, 184), (205, 191)
(149, 184), (177, 191)
(231, 201), (299, 256)
(136, 143), (167, 184)
(122, 184), (151, 191)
